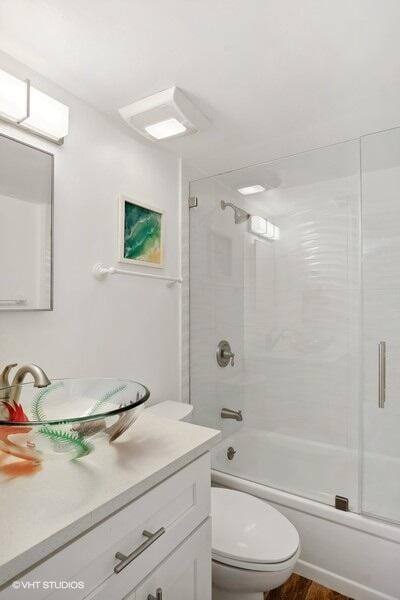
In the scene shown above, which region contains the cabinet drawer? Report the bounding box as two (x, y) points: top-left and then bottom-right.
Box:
(2, 453), (210, 600)
(90, 519), (212, 600)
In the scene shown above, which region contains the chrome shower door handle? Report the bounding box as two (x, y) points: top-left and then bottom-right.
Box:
(378, 341), (386, 408)
(114, 527), (165, 574)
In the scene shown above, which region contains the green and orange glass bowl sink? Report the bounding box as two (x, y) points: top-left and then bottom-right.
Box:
(0, 378), (150, 463)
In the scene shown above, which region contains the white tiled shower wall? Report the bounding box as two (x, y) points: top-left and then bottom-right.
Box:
(241, 171), (360, 449)
(189, 178), (245, 433)
(189, 140), (362, 506)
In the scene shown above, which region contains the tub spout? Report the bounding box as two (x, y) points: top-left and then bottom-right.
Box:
(221, 408), (243, 421)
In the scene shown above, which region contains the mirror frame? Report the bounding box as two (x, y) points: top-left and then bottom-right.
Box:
(0, 132), (54, 311)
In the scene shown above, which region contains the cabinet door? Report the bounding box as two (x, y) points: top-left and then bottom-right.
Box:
(133, 519), (211, 600)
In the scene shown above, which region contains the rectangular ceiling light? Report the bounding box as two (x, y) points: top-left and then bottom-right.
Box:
(0, 69), (28, 122)
(238, 185), (266, 195)
(0, 68), (69, 144)
(145, 118), (187, 140)
(21, 86), (69, 142)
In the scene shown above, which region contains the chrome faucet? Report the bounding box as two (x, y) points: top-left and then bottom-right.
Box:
(0, 363), (51, 405)
(221, 408), (243, 421)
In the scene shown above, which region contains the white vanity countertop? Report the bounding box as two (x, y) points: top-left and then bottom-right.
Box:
(0, 413), (220, 586)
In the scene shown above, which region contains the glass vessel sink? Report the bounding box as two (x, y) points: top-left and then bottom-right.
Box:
(0, 378), (150, 462)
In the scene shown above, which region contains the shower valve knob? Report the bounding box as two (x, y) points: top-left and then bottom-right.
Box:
(217, 340), (235, 367)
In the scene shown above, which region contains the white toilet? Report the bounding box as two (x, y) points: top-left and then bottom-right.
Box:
(212, 487), (300, 599)
(146, 403), (300, 600)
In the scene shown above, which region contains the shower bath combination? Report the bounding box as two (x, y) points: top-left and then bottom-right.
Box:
(190, 126), (400, 598)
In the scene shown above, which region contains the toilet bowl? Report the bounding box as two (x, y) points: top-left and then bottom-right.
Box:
(146, 403), (300, 599)
(212, 487), (300, 600)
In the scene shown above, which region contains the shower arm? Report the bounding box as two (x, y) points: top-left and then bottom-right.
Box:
(220, 200), (250, 224)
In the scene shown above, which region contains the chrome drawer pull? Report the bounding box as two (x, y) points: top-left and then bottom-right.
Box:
(378, 341), (386, 408)
(114, 527), (166, 574)
(148, 589), (163, 600)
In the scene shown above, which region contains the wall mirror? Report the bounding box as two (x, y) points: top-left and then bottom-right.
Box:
(0, 133), (53, 310)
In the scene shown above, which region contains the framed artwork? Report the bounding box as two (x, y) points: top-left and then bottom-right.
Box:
(118, 196), (164, 268)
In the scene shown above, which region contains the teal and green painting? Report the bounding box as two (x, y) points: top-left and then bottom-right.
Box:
(122, 199), (163, 266)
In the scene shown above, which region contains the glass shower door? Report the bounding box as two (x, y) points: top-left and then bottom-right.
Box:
(190, 139), (362, 510)
(361, 126), (400, 523)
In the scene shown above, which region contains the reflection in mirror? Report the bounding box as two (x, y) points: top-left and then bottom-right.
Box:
(0, 134), (53, 310)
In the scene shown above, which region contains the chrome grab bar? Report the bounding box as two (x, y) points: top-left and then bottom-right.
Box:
(378, 341), (386, 409)
(114, 527), (165, 574)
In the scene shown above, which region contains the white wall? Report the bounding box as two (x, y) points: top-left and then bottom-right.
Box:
(0, 51), (182, 405)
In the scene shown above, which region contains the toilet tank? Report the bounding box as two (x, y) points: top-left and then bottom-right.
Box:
(145, 400), (193, 422)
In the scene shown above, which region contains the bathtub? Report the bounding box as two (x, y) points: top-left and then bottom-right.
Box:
(211, 430), (400, 600)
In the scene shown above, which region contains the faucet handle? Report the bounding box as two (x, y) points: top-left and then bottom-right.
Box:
(0, 363), (17, 399)
(217, 340), (236, 368)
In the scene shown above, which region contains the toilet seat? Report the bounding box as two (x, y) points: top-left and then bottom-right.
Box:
(211, 487), (300, 572)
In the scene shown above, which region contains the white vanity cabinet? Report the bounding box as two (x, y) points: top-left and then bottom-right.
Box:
(92, 521), (211, 600)
(132, 521), (211, 600)
(1, 452), (213, 600)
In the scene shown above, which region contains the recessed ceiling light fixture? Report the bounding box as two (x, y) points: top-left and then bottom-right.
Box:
(238, 185), (266, 195)
(0, 68), (69, 144)
(145, 118), (187, 140)
(119, 86), (210, 141)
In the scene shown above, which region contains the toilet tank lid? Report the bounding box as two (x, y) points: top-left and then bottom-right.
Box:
(146, 401), (193, 421)
(212, 487), (299, 565)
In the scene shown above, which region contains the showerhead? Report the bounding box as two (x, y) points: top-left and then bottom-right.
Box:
(220, 200), (250, 224)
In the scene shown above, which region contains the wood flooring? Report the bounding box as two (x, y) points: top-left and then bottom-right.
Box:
(265, 574), (354, 599)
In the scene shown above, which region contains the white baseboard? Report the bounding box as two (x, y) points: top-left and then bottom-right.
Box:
(296, 560), (397, 600)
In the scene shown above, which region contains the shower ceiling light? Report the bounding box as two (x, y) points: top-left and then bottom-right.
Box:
(238, 185), (266, 195)
(0, 68), (69, 144)
(119, 86), (210, 141)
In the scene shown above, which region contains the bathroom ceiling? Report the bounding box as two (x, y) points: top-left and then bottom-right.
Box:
(1, 0), (400, 176)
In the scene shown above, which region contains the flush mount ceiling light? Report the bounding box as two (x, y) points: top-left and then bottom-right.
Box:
(0, 68), (69, 144)
(119, 86), (210, 141)
(238, 185), (266, 195)
(145, 118), (187, 140)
